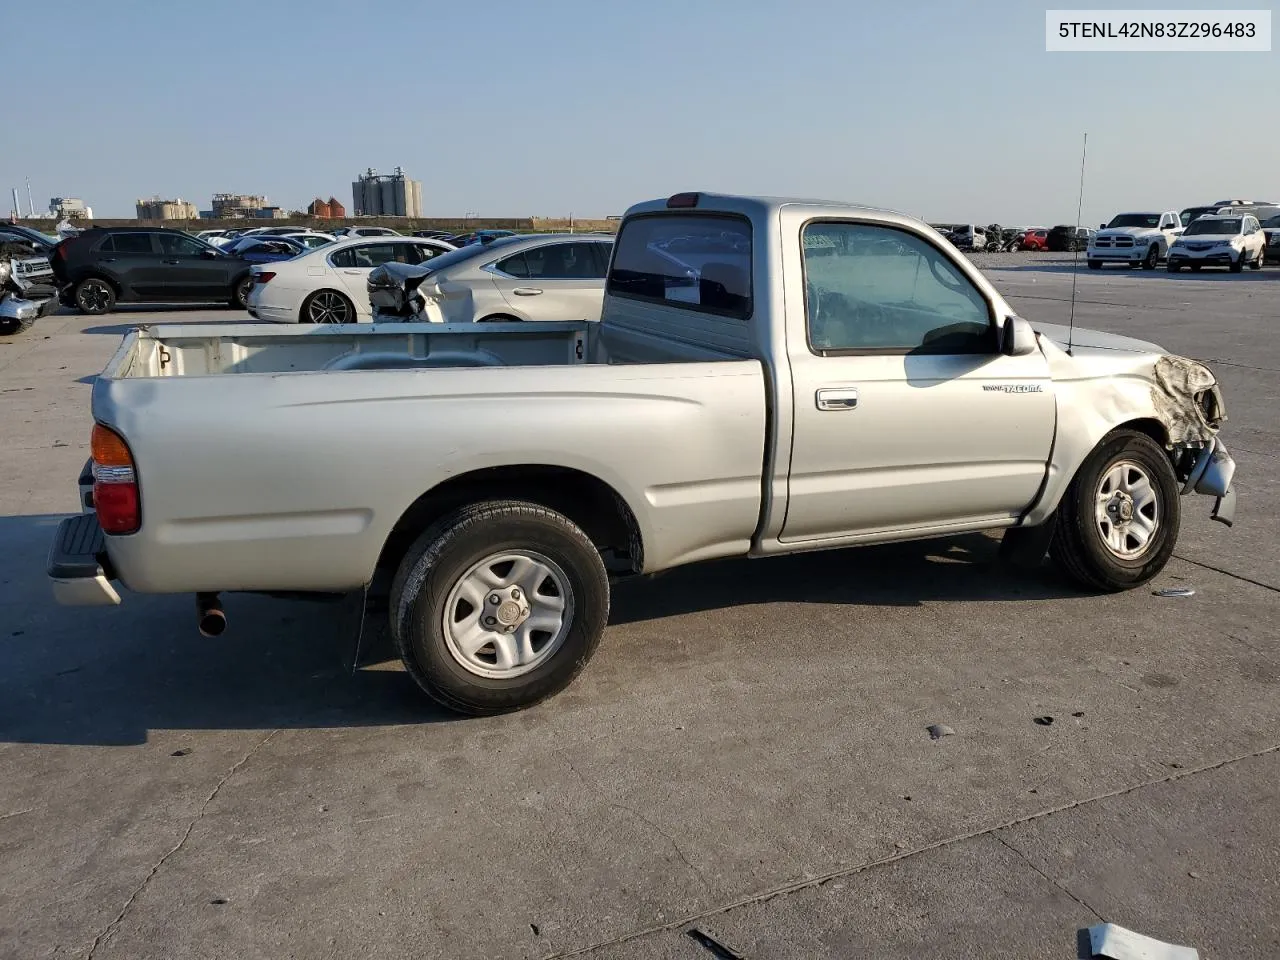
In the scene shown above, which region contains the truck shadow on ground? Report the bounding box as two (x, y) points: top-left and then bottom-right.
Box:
(0, 515), (1078, 746)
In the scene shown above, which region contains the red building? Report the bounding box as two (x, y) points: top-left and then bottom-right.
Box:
(307, 197), (332, 218)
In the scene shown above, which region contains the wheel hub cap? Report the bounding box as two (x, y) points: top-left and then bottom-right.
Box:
(1095, 460), (1160, 559)
(442, 551), (573, 678)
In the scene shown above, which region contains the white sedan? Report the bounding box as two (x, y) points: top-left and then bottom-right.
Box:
(246, 235), (455, 323)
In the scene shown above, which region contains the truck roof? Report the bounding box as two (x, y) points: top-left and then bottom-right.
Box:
(623, 192), (911, 225)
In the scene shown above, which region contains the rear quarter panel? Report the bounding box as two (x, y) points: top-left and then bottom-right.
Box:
(94, 362), (768, 593)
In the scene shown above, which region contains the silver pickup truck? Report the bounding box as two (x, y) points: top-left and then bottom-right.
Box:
(49, 192), (1236, 715)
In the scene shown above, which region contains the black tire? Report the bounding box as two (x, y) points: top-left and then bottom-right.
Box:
(1142, 244), (1159, 270)
(300, 289), (354, 324)
(1250, 248), (1263, 271)
(1087, 260), (1102, 269)
(230, 275), (253, 309)
(1167, 262), (1181, 273)
(391, 500), (609, 715)
(1189, 264), (1202, 272)
(1229, 252), (1244, 273)
(0, 314), (37, 336)
(1050, 430), (1180, 592)
(74, 277), (115, 315)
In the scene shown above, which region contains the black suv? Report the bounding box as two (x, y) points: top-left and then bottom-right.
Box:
(1046, 225), (1094, 252)
(50, 228), (255, 314)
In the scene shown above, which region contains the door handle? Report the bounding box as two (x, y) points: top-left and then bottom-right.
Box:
(342, 269), (363, 275)
(99, 257), (116, 263)
(512, 287), (543, 296)
(163, 259), (181, 264)
(816, 387), (859, 411)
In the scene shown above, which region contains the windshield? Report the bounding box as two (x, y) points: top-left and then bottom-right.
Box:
(1183, 218), (1241, 236)
(1263, 215), (1280, 229)
(1179, 207), (1215, 227)
(1107, 214), (1161, 228)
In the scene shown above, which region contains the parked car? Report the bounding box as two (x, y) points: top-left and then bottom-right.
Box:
(1046, 225), (1093, 252)
(412, 230), (457, 240)
(49, 228), (256, 314)
(1020, 229), (1050, 251)
(246, 235), (455, 323)
(1261, 214), (1280, 264)
(0, 224), (59, 253)
(1087, 212), (1181, 270)
(368, 234), (614, 323)
(282, 231), (337, 250)
(332, 226), (402, 238)
(223, 237), (306, 264)
(947, 224), (987, 251)
(1167, 215), (1266, 273)
(50, 192), (1236, 715)
(0, 240), (58, 334)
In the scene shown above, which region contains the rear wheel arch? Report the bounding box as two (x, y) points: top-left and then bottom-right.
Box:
(377, 465), (645, 585)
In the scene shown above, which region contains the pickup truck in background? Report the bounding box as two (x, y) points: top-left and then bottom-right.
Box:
(1087, 211), (1182, 270)
(48, 193), (1237, 715)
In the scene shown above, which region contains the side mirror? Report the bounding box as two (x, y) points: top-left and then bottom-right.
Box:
(201, 247), (219, 258)
(1001, 315), (1037, 357)
(1099, 223), (1106, 229)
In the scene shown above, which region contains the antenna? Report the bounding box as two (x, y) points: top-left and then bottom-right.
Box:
(1066, 132), (1088, 356)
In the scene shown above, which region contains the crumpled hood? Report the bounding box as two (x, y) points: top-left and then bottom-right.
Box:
(1030, 321), (1164, 355)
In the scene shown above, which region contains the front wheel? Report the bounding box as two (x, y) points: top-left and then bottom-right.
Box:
(1229, 252), (1244, 273)
(1050, 430), (1180, 592)
(1250, 248), (1263, 270)
(1088, 260), (1102, 270)
(1142, 244), (1159, 270)
(391, 501), (610, 715)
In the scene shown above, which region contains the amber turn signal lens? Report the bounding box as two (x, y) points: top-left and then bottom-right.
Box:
(91, 424), (133, 467)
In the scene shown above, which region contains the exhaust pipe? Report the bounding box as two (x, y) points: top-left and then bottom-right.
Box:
(196, 592), (226, 638)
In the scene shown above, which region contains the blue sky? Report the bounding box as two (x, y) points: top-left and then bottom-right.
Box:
(4, 1), (1275, 223)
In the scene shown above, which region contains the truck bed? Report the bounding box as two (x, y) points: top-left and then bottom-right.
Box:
(104, 321), (595, 378)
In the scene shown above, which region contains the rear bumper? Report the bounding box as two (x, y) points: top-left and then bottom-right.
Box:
(48, 513), (121, 606)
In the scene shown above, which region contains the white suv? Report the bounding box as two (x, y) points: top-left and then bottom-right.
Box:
(1167, 215), (1266, 273)
(1087, 211), (1181, 270)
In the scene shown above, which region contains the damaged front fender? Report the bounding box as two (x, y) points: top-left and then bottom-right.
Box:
(1152, 355), (1226, 445)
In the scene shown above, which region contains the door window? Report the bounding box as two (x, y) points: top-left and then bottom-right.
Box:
(156, 233), (208, 256)
(803, 222), (993, 355)
(409, 243), (448, 264)
(331, 243), (417, 268)
(102, 233), (155, 254)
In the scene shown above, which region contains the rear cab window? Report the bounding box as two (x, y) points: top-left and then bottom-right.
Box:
(607, 214), (752, 318)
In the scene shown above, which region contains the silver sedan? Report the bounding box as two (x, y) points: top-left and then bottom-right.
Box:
(375, 234), (614, 323)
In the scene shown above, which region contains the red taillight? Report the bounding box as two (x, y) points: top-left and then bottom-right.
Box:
(666, 192), (700, 208)
(91, 424), (140, 535)
(254, 272), (275, 284)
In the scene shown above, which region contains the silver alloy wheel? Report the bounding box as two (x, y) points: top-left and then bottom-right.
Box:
(236, 277), (253, 306)
(1094, 459), (1160, 559)
(441, 551), (574, 679)
(307, 291), (350, 323)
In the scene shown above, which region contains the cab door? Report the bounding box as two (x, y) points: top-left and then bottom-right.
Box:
(780, 219), (1056, 542)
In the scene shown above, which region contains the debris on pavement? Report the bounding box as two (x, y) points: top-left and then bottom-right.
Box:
(927, 723), (955, 740)
(1153, 587), (1196, 598)
(687, 926), (746, 959)
(1086, 922), (1199, 959)
(1034, 716), (1054, 726)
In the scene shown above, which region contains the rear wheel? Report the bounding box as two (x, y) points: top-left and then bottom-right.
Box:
(391, 501), (609, 715)
(230, 275), (253, 309)
(1088, 260), (1102, 269)
(74, 278), (115, 315)
(1050, 430), (1180, 592)
(301, 289), (354, 324)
